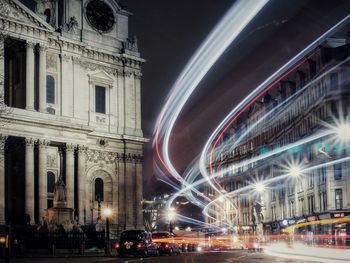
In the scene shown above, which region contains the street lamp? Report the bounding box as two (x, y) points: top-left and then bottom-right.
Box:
(254, 182), (265, 193)
(334, 122), (350, 143)
(288, 164), (303, 178)
(103, 208), (112, 255)
(167, 207), (176, 233)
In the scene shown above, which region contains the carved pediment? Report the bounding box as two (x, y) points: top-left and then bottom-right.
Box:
(88, 70), (114, 86)
(0, 0), (53, 32)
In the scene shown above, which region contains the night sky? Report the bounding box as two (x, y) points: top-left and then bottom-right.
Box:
(21, 0), (350, 197)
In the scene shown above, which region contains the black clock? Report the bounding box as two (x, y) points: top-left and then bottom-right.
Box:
(86, 0), (115, 32)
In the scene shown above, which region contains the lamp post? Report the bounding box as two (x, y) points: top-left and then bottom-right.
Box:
(103, 208), (112, 255)
(167, 207), (176, 233)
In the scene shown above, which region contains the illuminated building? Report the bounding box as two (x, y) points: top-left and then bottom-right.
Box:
(206, 23), (350, 240)
(0, 0), (147, 233)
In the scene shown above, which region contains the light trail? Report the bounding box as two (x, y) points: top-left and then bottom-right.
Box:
(154, 0), (269, 189)
(152, 0), (350, 234)
(200, 14), (350, 190)
(203, 156), (350, 218)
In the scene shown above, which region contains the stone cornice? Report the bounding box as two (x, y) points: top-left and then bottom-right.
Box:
(86, 149), (144, 164)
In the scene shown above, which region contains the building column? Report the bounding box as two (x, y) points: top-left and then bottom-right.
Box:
(26, 41), (35, 110)
(38, 139), (49, 223)
(125, 155), (135, 229)
(77, 145), (86, 224)
(136, 159), (143, 229)
(66, 143), (75, 210)
(0, 34), (5, 102)
(39, 45), (47, 113)
(0, 135), (7, 224)
(25, 138), (35, 224)
(117, 154), (126, 229)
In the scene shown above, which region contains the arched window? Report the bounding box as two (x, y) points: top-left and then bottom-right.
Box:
(46, 75), (55, 103)
(47, 171), (56, 193)
(95, 178), (104, 201)
(44, 9), (51, 24)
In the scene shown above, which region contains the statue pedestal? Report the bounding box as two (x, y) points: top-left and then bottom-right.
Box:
(46, 207), (74, 232)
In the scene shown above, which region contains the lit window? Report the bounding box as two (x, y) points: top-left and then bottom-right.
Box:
(335, 189), (343, 210)
(95, 85), (106, 113)
(46, 75), (55, 103)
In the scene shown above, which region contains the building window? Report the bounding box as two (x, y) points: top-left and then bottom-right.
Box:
(95, 178), (104, 201)
(335, 189), (343, 210)
(4, 38), (26, 109)
(47, 171), (56, 193)
(46, 75), (55, 103)
(330, 73), (338, 90)
(95, 85), (106, 114)
(47, 171), (56, 208)
(334, 163), (342, 180)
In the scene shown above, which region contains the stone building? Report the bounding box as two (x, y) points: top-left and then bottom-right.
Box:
(0, 0), (147, 233)
(205, 22), (350, 238)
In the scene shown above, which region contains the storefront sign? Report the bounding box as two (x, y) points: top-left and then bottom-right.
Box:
(288, 219), (296, 225)
(318, 213), (331, 220)
(307, 216), (317, 222)
(333, 213), (344, 218)
(296, 218), (306, 224)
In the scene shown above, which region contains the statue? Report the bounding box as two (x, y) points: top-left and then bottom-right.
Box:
(253, 202), (264, 224)
(53, 176), (67, 208)
(65, 16), (78, 34)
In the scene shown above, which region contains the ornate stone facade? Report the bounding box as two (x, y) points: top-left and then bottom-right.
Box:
(0, 0), (147, 234)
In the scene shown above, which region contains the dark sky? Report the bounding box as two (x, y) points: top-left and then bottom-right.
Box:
(21, 0), (350, 196)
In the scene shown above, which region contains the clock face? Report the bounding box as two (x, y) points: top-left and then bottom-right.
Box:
(86, 0), (115, 32)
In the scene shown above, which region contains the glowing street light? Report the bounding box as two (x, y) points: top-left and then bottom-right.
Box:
(103, 207), (113, 255)
(167, 207), (176, 221)
(288, 165), (303, 178)
(103, 207), (112, 217)
(334, 122), (350, 143)
(254, 182), (265, 193)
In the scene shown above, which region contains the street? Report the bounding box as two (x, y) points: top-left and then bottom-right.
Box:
(0, 251), (317, 263)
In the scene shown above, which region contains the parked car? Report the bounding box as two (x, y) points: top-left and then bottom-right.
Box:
(116, 230), (159, 257)
(152, 231), (181, 256)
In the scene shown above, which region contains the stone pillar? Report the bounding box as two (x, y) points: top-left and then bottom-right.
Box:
(135, 74), (142, 133)
(39, 45), (47, 113)
(25, 138), (35, 224)
(0, 135), (7, 224)
(77, 145), (86, 224)
(66, 143), (75, 209)
(26, 41), (35, 110)
(135, 158), (143, 229)
(38, 139), (48, 223)
(125, 155), (135, 229)
(124, 71), (136, 134)
(0, 34), (5, 102)
(117, 154), (126, 228)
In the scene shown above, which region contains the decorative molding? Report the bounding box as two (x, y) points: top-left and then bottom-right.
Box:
(66, 143), (75, 152)
(39, 44), (48, 52)
(97, 138), (108, 148)
(77, 145), (88, 154)
(0, 2), (12, 17)
(37, 139), (49, 148)
(60, 53), (71, 62)
(25, 137), (35, 147)
(74, 58), (119, 76)
(25, 40), (36, 50)
(86, 149), (115, 165)
(46, 53), (57, 70)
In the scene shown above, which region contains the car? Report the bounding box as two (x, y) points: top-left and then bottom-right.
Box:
(116, 230), (159, 258)
(152, 231), (181, 256)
